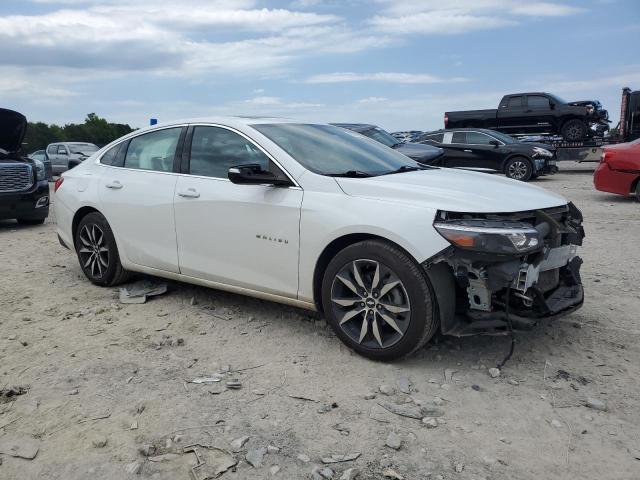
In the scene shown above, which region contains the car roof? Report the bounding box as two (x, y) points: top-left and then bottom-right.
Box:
(423, 128), (499, 135)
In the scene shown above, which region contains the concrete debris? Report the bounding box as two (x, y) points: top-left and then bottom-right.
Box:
(385, 432), (402, 450)
(0, 436), (40, 459)
(379, 385), (396, 396)
(119, 279), (168, 304)
(66, 388), (79, 395)
(297, 453), (311, 463)
(267, 444), (280, 454)
(138, 444), (156, 457)
(422, 417), (438, 428)
(508, 378), (520, 385)
(488, 368), (501, 378)
(245, 447), (267, 468)
(91, 436), (108, 448)
(364, 392), (377, 400)
(340, 468), (360, 480)
(230, 436), (250, 452)
(130, 421), (138, 430)
(382, 467), (404, 479)
(124, 461), (143, 475)
(270, 465), (281, 476)
(396, 376), (412, 394)
(321, 453), (361, 464)
(551, 419), (563, 428)
(186, 445), (237, 478)
(312, 466), (335, 479)
(586, 397), (607, 411)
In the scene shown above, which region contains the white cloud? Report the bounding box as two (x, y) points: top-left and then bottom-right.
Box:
(306, 72), (468, 84)
(245, 96), (282, 105)
(369, 12), (517, 35)
(357, 97), (388, 103)
(509, 2), (584, 16)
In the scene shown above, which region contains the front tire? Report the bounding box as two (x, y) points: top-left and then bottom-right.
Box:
(321, 240), (437, 361)
(504, 157), (533, 181)
(75, 212), (130, 286)
(561, 119), (587, 142)
(634, 181), (640, 203)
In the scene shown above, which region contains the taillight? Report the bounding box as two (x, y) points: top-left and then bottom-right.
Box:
(601, 150), (613, 164)
(54, 176), (64, 192)
(444, 114), (449, 128)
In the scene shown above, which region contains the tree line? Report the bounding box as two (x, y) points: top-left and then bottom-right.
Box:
(24, 113), (135, 153)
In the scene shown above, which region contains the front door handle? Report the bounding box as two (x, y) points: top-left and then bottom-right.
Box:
(463, 149), (473, 153)
(177, 188), (200, 198)
(105, 181), (123, 189)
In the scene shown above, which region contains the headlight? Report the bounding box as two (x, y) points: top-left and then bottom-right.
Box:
(434, 220), (541, 254)
(532, 147), (552, 157)
(33, 159), (46, 181)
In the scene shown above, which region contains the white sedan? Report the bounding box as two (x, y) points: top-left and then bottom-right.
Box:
(54, 117), (585, 360)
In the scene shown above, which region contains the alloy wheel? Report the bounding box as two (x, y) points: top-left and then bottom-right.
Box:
(78, 224), (109, 278)
(508, 160), (528, 180)
(566, 125), (583, 141)
(330, 259), (411, 349)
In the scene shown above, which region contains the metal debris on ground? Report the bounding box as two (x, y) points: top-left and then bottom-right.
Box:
(119, 279), (168, 304)
(226, 379), (242, 390)
(321, 452), (361, 464)
(184, 444), (237, 479)
(190, 375), (224, 384)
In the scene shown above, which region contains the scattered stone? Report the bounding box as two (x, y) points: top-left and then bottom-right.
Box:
(138, 444), (155, 457)
(508, 378), (519, 386)
(482, 456), (498, 466)
(297, 453), (311, 463)
(252, 388), (267, 396)
(432, 396), (444, 406)
(321, 453), (361, 464)
(340, 468), (359, 480)
(385, 432), (402, 450)
(124, 461), (143, 475)
(66, 388), (79, 395)
(364, 392), (377, 400)
(317, 403), (332, 414)
(471, 384), (482, 392)
(226, 379), (242, 390)
(270, 465), (281, 476)
(454, 462), (464, 473)
(245, 447), (267, 468)
(267, 444), (280, 454)
(130, 421), (138, 430)
(422, 417), (438, 429)
(92, 436), (108, 448)
(230, 436), (250, 452)
(7, 335), (17, 341)
(499, 437), (512, 444)
(379, 385), (396, 396)
(396, 376), (412, 394)
(488, 368), (501, 378)
(191, 375), (223, 384)
(551, 419), (563, 428)
(208, 385), (225, 395)
(382, 468), (404, 479)
(440, 384), (451, 391)
(586, 397), (607, 411)
(0, 385), (28, 403)
(0, 436), (40, 459)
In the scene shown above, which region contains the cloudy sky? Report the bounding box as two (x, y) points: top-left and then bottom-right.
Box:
(1, 0), (638, 131)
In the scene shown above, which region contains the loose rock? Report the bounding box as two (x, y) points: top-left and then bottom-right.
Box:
(385, 432), (402, 450)
(92, 436), (108, 448)
(245, 447), (267, 467)
(270, 465), (280, 476)
(382, 468), (404, 479)
(488, 368), (501, 378)
(396, 376), (412, 394)
(379, 385), (396, 396)
(230, 436), (250, 452)
(340, 468), (359, 480)
(125, 461), (143, 475)
(586, 397), (607, 411)
(297, 453), (311, 463)
(422, 417), (438, 428)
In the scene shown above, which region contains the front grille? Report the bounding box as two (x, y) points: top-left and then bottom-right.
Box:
(0, 163), (33, 192)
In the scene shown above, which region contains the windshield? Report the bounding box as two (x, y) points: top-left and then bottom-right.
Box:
(361, 127), (399, 148)
(487, 131), (516, 144)
(252, 123), (420, 176)
(69, 144), (99, 154)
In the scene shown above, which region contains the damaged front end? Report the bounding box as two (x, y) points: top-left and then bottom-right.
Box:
(424, 203), (585, 336)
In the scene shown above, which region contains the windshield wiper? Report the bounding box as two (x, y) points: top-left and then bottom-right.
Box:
(326, 170), (374, 178)
(381, 165), (424, 175)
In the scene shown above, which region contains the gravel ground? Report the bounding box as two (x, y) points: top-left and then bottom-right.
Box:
(1, 164), (639, 480)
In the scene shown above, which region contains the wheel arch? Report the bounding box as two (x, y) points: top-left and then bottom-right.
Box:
(72, 206), (101, 247)
(501, 154), (532, 173)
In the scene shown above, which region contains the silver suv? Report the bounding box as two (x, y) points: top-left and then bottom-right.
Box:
(46, 142), (99, 175)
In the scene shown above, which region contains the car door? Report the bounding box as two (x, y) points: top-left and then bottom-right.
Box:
(440, 131), (477, 168)
(462, 131), (505, 171)
(497, 95), (528, 132)
(173, 124), (303, 298)
(524, 95), (555, 134)
(47, 144), (62, 174)
(98, 126), (185, 273)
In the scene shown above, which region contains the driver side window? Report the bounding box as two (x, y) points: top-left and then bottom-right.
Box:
(188, 126), (272, 179)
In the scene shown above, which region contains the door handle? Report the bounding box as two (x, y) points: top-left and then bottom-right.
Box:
(105, 181), (123, 189)
(177, 188), (200, 198)
(463, 149), (473, 153)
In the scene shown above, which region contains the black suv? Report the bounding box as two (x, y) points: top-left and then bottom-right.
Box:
(419, 128), (557, 182)
(0, 108), (49, 224)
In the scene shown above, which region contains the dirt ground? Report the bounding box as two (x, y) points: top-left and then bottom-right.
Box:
(1, 164), (639, 480)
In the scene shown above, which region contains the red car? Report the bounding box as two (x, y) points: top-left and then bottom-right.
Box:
(594, 138), (640, 201)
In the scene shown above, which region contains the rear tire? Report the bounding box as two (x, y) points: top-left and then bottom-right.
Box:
(635, 180), (640, 203)
(504, 157), (533, 181)
(321, 239), (437, 361)
(75, 212), (131, 286)
(561, 119), (587, 142)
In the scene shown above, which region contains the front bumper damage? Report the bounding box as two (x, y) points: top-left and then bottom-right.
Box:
(424, 204), (585, 336)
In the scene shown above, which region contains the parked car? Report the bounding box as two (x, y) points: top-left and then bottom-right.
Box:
(29, 149), (52, 180)
(594, 138), (640, 201)
(46, 142), (99, 175)
(55, 118), (584, 360)
(332, 123), (444, 164)
(0, 108), (49, 224)
(419, 128), (557, 181)
(445, 92), (610, 142)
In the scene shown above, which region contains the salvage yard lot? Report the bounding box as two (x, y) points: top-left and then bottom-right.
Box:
(1, 165), (639, 480)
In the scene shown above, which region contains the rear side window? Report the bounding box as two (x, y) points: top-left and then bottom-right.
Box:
(465, 132), (494, 145)
(421, 133), (443, 143)
(188, 126), (270, 179)
(451, 132), (467, 144)
(100, 143), (123, 166)
(124, 128), (182, 172)
(507, 96), (523, 108)
(528, 95), (550, 109)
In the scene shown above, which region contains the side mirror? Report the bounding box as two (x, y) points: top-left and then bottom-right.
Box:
(489, 140), (500, 147)
(228, 164), (291, 186)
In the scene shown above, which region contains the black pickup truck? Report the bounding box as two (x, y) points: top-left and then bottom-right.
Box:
(445, 92), (609, 142)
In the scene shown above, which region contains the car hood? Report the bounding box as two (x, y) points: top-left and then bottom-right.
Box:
(517, 141), (556, 152)
(335, 168), (567, 213)
(394, 142), (444, 161)
(0, 108), (27, 153)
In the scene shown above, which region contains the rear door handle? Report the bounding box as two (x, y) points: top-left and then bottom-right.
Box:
(177, 188), (200, 198)
(463, 149), (473, 153)
(105, 181), (123, 189)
